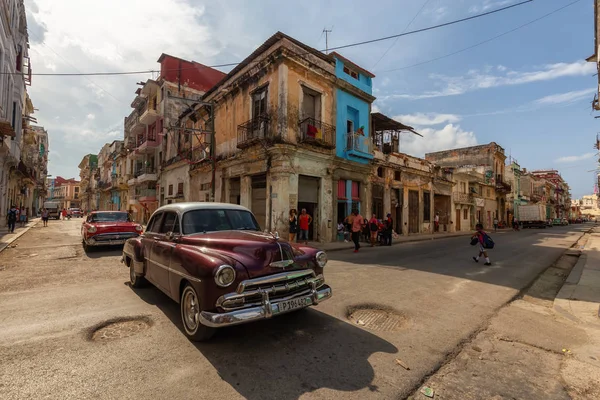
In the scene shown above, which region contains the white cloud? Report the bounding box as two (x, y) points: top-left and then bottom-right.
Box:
(534, 88), (596, 105)
(372, 103), (381, 113)
(394, 113), (461, 126)
(470, 0), (515, 13)
(380, 60), (595, 100)
(497, 65), (507, 71)
(86, 113), (95, 120)
(555, 153), (596, 163)
(398, 123), (478, 157)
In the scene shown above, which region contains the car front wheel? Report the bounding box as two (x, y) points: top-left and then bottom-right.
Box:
(180, 284), (216, 342)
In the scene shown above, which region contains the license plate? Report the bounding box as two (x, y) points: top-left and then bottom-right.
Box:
(278, 297), (311, 313)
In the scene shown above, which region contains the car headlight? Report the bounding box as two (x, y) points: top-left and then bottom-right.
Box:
(87, 226), (97, 233)
(134, 224), (143, 232)
(316, 251), (328, 268)
(214, 265), (236, 287)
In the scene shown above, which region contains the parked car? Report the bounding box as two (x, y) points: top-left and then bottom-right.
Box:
(82, 211), (143, 251)
(121, 202), (332, 342)
(561, 218), (569, 226)
(546, 219), (554, 227)
(68, 208), (83, 218)
(552, 218), (562, 226)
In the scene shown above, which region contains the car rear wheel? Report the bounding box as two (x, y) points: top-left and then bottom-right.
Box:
(180, 284), (216, 342)
(129, 259), (146, 288)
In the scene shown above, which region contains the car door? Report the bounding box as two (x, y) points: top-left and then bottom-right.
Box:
(149, 211), (180, 296)
(142, 212), (163, 286)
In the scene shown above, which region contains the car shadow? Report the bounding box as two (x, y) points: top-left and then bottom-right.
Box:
(83, 245), (124, 259)
(130, 284), (398, 400)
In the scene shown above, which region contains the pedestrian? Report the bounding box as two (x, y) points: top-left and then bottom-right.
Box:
(350, 209), (364, 253)
(41, 208), (49, 227)
(513, 217), (520, 231)
(61, 208), (67, 220)
(493, 217), (498, 232)
(297, 208), (312, 245)
(472, 223), (492, 266)
(337, 219), (347, 241)
(368, 213), (379, 247)
(344, 213), (354, 243)
(383, 213), (393, 246)
(19, 206), (27, 227)
(7, 205), (17, 233)
(434, 212), (440, 232)
(288, 209), (298, 242)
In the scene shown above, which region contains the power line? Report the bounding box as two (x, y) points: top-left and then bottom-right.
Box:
(379, 0), (583, 73)
(8, 0), (533, 78)
(371, 0), (431, 70)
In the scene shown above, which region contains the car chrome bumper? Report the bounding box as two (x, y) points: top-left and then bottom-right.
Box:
(199, 284), (332, 328)
(85, 238), (128, 246)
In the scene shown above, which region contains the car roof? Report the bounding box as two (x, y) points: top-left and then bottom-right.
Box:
(153, 202), (251, 214)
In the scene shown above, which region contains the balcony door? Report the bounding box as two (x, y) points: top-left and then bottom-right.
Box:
(251, 88), (268, 140)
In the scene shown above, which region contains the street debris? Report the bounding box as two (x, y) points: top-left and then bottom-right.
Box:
(420, 386), (434, 398)
(357, 319), (366, 326)
(472, 345), (482, 352)
(395, 358), (410, 370)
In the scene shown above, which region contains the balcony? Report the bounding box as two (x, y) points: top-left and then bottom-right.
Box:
(298, 118), (335, 149)
(495, 179), (511, 194)
(98, 180), (112, 191)
(135, 134), (159, 155)
(453, 192), (473, 204)
(134, 167), (157, 183)
(136, 188), (157, 203)
(139, 103), (159, 125)
(530, 193), (542, 203)
(237, 115), (275, 149)
(345, 132), (373, 160)
(117, 175), (130, 189)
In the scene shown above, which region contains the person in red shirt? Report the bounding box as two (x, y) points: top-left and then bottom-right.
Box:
(351, 209), (364, 253)
(297, 208), (312, 244)
(368, 213), (379, 247)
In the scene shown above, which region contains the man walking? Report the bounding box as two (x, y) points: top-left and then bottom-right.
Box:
(297, 208), (312, 245)
(434, 212), (440, 232)
(493, 216), (499, 232)
(472, 223), (492, 266)
(7, 205), (17, 233)
(351, 209), (364, 253)
(383, 213), (393, 246)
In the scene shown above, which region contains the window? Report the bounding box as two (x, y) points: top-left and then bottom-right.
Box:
(181, 209), (260, 234)
(302, 86), (321, 120)
(177, 182), (183, 195)
(486, 188), (491, 197)
(168, 184), (173, 196)
(346, 120), (354, 134)
(423, 192), (431, 222)
(343, 66), (359, 80)
(11, 102), (16, 128)
(200, 182), (211, 191)
(160, 212), (180, 234)
(394, 171), (401, 181)
(252, 86), (268, 118)
(460, 182), (466, 193)
(377, 167), (384, 178)
(463, 209), (468, 219)
(337, 180), (346, 199)
(351, 181), (360, 199)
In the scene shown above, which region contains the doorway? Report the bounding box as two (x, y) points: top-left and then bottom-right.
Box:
(455, 209), (461, 231)
(298, 175), (320, 241)
(251, 174), (267, 230)
(229, 178), (241, 205)
(408, 190), (419, 234)
(371, 184), (384, 218)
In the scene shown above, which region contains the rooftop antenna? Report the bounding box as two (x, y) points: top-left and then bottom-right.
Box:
(323, 27), (332, 54)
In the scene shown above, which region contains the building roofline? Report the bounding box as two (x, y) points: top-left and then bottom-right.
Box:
(330, 51), (375, 78)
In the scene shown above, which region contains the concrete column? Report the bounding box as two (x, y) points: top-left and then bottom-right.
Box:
(402, 186), (409, 236)
(363, 181), (372, 217)
(320, 176), (333, 243)
(240, 175), (251, 209)
(383, 183), (392, 217)
(418, 187), (424, 233)
(269, 172), (290, 236)
(429, 186), (435, 233)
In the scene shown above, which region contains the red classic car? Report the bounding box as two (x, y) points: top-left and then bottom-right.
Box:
(121, 202), (331, 341)
(82, 211), (143, 251)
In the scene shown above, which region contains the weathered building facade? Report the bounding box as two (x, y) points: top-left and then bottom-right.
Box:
(426, 142), (510, 229)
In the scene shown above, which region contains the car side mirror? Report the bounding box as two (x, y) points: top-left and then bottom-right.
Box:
(165, 231), (180, 242)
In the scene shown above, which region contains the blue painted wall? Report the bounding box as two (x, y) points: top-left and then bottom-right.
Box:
(334, 56), (374, 165)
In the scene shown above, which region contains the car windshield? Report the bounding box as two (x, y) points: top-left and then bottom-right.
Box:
(181, 209), (260, 234)
(89, 212), (130, 223)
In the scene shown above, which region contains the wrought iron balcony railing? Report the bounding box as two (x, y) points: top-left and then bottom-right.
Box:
(134, 167), (156, 178)
(345, 132), (373, 154)
(298, 117), (335, 148)
(237, 115), (273, 149)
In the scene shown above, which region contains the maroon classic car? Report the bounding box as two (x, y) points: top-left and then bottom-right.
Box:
(82, 211), (143, 251)
(121, 202), (331, 341)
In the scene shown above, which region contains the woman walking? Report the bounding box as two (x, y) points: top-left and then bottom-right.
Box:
(288, 209), (298, 242)
(41, 208), (49, 227)
(368, 213), (379, 247)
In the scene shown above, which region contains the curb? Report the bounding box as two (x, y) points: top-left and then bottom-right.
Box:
(0, 219), (41, 254)
(323, 232), (473, 253)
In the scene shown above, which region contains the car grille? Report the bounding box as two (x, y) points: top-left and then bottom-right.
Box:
(217, 269), (325, 311)
(92, 232), (139, 241)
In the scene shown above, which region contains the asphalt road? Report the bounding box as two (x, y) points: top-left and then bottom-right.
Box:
(0, 219), (589, 399)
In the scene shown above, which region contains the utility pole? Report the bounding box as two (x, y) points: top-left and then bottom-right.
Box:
(323, 28), (332, 54)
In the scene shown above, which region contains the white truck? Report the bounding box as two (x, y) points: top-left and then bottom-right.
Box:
(43, 201), (61, 220)
(518, 204), (546, 229)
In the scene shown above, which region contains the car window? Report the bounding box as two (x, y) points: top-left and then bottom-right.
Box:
(182, 209), (260, 234)
(148, 213), (163, 233)
(160, 212), (178, 234)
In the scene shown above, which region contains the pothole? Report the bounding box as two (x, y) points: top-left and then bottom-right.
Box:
(347, 304), (407, 331)
(89, 316), (152, 342)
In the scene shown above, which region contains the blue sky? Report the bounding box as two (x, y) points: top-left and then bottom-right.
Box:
(25, 0), (598, 198)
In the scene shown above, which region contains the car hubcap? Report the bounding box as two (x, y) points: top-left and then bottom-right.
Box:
(183, 290), (199, 332)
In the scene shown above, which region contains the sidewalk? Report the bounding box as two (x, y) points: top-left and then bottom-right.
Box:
(554, 225), (600, 326)
(317, 230), (477, 252)
(0, 218), (41, 254)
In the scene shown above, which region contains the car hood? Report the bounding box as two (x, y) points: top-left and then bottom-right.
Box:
(179, 230), (316, 278)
